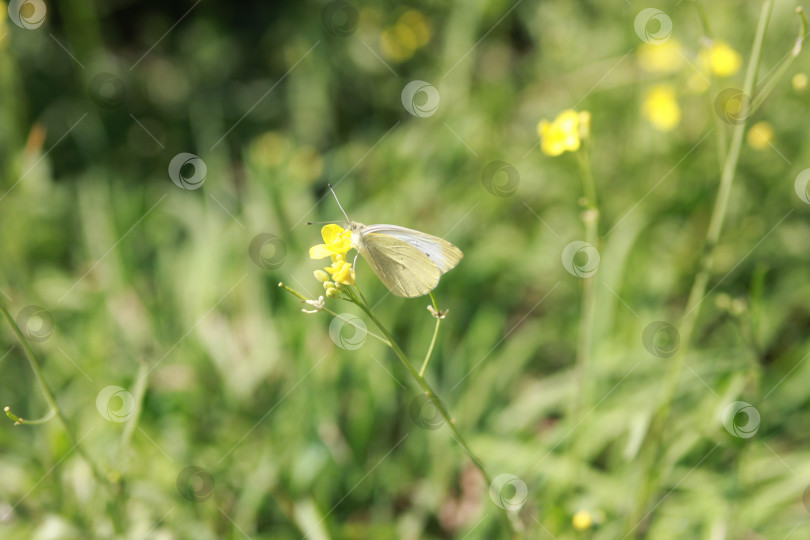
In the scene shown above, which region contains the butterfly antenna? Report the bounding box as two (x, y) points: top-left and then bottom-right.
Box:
(328, 184), (351, 222)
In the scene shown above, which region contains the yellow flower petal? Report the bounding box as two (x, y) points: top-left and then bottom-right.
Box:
(321, 224), (345, 244)
(309, 244), (333, 259)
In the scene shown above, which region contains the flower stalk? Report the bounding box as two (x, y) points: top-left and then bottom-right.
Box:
(629, 0), (793, 532)
(419, 292), (443, 377)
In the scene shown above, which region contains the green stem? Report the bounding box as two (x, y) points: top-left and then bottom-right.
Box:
(419, 293), (442, 377)
(664, 0), (773, 419)
(0, 304), (111, 488)
(692, 1), (729, 166)
(119, 360), (148, 458)
(692, 0), (713, 38)
(4, 405), (56, 425)
(278, 283), (391, 346)
(577, 147), (598, 212)
(749, 8), (807, 114)
(283, 283), (518, 534)
(574, 149), (599, 416)
(628, 1), (777, 534)
(353, 298), (493, 486)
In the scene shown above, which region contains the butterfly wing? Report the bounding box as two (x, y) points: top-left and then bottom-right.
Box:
(358, 232), (443, 298)
(360, 224), (463, 273)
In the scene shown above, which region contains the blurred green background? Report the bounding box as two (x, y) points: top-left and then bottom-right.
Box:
(2, 0), (810, 538)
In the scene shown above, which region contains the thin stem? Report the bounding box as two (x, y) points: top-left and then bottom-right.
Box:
(692, 1), (730, 167)
(750, 8), (807, 114)
(119, 360), (148, 457)
(664, 0), (774, 416)
(692, 0), (713, 38)
(574, 149), (599, 416)
(0, 303), (109, 487)
(577, 147), (598, 212)
(4, 405), (56, 425)
(419, 293), (442, 377)
(628, 0), (777, 533)
(354, 298), (493, 487)
(278, 282), (391, 346)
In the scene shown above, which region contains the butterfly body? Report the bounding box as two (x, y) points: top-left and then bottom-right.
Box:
(347, 221), (463, 298)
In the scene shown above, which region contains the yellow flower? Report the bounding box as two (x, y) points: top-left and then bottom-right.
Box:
(309, 224), (353, 260)
(642, 85), (680, 131)
(381, 10), (431, 62)
(537, 110), (590, 157)
(699, 41), (742, 77)
(572, 510), (593, 531)
(637, 39), (684, 73)
(746, 121), (774, 150)
(793, 73), (808, 93)
(325, 253), (356, 286)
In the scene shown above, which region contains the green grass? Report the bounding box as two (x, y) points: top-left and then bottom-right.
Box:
(1, 0), (810, 538)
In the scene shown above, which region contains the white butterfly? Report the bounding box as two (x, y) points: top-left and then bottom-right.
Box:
(326, 186), (463, 298)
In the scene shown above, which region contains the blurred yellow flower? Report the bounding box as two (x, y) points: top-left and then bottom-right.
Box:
(399, 10), (431, 47)
(537, 110), (590, 156)
(746, 121), (774, 150)
(381, 10), (432, 62)
(792, 72), (808, 93)
(699, 41), (742, 77)
(572, 510), (593, 531)
(642, 85), (680, 131)
(309, 224), (353, 260)
(638, 40), (684, 73)
(289, 146), (324, 184)
(249, 132), (288, 168)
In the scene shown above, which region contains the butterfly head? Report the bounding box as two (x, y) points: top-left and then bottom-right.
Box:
(345, 221), (366, 250)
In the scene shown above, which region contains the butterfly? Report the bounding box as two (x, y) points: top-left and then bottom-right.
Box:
(318, 186), (463, 298)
